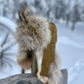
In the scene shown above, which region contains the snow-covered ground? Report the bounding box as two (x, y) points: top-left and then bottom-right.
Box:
(0, 17), (21, 79)
(0, 17), (84, 84)
(56, 22), (84, 84)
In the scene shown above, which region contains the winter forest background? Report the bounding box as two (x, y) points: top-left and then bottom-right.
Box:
(0, 0), (84, 84)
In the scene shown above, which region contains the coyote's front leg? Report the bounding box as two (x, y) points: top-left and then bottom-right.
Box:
(35, 47), (48, 83)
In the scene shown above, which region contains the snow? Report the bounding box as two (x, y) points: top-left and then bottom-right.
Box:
(0, 16), (31, 79)
(0, 16), (21, 79)
(56, 22), (84, 84)
(0, 0), (84, 83)
(0, 16), (84, 84)
(0, 16), (16, 32)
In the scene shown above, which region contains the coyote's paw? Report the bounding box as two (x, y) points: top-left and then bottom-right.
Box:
(41, 76), (48, 84)
(37, 73), (48, 84)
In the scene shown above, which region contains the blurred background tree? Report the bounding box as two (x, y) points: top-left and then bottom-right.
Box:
(0, 0), (84, 25)
(0, 0), (84, 31)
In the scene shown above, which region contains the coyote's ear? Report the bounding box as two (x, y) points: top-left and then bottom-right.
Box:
(18, 7), (29, 22)
(18, 9), (24, 21)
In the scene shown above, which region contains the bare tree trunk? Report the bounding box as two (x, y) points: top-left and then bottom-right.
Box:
(66, 14), (69, 26)
(72, 21), (76, 31)
(72, 3), (78, 31)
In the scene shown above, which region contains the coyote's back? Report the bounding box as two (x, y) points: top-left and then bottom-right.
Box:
(15, 8), (51, 51)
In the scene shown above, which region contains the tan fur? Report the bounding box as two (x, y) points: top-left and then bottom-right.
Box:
(15, 8), (51, 70)
(16, 8), (51, 51)
(15, 8), (62, 84)
(17, 59), (31, 70)
(40, 21), (57, 77)
(17, 45), (32, 70)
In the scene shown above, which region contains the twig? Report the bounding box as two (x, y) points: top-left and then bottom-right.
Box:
(2, 41), (17, 52)
(3, 53), (16, 56)
(1, 32), (9, 47)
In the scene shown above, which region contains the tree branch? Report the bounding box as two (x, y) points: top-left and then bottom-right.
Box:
(1, 32), (9, 47)
(3, 53), (16, 56)
(2, 41), (17, 52)
(0, 23), (15, 36)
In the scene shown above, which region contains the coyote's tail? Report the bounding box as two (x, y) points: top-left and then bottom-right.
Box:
(48, 53), (63, 84)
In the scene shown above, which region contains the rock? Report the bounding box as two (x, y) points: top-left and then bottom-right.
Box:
(0, 69), (68, 84)
(60, 69), (68, 84)
(16, 80), (31, 84)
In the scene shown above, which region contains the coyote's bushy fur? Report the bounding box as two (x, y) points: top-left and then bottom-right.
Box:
(15, 8), (62, 84)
